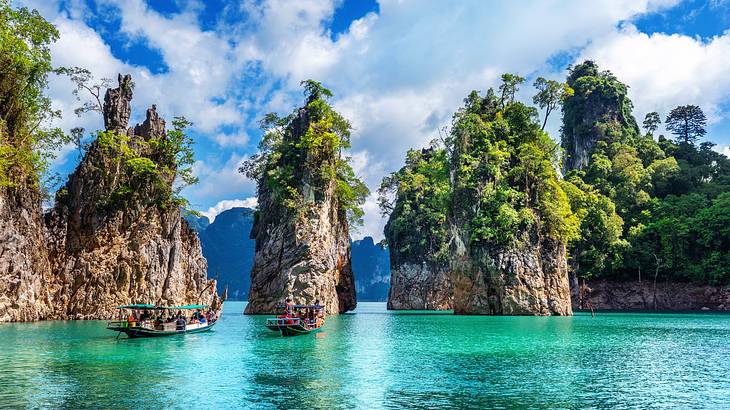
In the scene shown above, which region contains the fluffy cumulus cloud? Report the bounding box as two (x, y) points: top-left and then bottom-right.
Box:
(201, 197), (258, 222)
(578, 23), (730, 129)
(24, 0), (730, 240)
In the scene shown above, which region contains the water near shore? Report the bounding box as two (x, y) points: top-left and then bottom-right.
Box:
(1, 302), (729, 408)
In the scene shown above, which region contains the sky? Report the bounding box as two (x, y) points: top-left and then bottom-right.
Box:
(16, 0), (730, 241)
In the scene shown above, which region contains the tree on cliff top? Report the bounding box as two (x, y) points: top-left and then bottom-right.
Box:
(241, 80), (369, 227)
(450, 76), (579, 246)
(0, 0), (68, 190)
(665, 105), (706, 146)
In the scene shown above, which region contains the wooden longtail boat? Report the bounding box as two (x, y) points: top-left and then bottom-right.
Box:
(266, 304), (325, 336)
(107, 304), (221, 338)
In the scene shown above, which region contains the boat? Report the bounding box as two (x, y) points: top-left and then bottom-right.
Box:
(107, 304), (220, 338)
(265, 304), (325, 336)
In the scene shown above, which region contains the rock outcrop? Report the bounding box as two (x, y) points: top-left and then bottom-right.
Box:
(561, 60), (640, 172)
(573, 280), (730, 311)
(450, 230), (572, 315)
(0, 188), (52, 321)
(245, 101), (357, 316)
(381, 147), (452, 310)
(0, 74), (218, 321)
(447, 90), (573, 316)
(43, 75), (217, 319)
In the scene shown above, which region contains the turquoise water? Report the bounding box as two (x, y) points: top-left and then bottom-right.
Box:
(1, 302), (729, 408)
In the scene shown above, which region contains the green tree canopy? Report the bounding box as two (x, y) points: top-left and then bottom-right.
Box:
(665, 104), (706, 145)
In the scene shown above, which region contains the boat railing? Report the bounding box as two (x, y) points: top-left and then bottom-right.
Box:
(266, 317), (302, 326)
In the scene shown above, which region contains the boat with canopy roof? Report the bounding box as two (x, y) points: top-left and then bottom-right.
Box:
(107, 304), (221, 338)
(265, 304), (325, 336)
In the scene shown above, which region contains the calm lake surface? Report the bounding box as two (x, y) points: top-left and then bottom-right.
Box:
(1, 302), (729, 408)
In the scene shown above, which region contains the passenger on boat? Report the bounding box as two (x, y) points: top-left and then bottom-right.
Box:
(127, 313), (136, 327)
(175, 316), (186, 330)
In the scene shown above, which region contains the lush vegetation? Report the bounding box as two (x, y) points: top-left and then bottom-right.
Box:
(379, 143), (451, 265)
(71, 116), (198, 211)
(562, 61), (730, 284)
(241, 80), (369, 227)
(0, 0), (68, 192)
(449, 85), (579, 246)
(381, 77), (580, 257)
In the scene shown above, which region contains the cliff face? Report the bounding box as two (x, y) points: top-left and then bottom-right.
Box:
(387, 262), (451, 310)
(245, 103), (356, 315)
(447, 91), (574, 316)
(0, 74), (217, 321)
(561, 61), (640, 172)
(0, 188), (52, 321)
(450, 228), (572, 315)
(573, 280), (730, 311)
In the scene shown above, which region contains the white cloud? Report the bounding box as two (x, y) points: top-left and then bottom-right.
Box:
(202, 197), (258, 221)
(578, 24), (730, 131)
(183, 153), (255, 209)
(30, 0), (724, 241)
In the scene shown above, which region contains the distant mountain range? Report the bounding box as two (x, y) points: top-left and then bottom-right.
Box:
(185, 207), (391, 301)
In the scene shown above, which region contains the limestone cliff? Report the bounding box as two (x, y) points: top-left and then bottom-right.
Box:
(449, 231), (572, 315)
(381, 147), (452, 310)
(244, 83), (361, 315)
(43, 74), (217, 319)
(573, 280), (730, 311)
(0, 187), (52, 321)
(561, 60), (640, 172)
(447, 89), (574, 316)
(0, 74), (218, 321)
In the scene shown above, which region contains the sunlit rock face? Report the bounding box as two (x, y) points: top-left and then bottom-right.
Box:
(387, 262), (451, 311)
(0, 187), (53, 322)
(41, 74), (218, 320)
(245, 105), (356, 316)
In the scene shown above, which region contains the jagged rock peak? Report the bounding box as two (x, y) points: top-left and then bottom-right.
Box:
(134, 104), (166, 140)
(103, 73), (133, 133)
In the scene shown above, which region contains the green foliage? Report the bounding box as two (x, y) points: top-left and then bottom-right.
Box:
(92, 116), (197, 210)
(449, 79), (578, 247)
(561, 61), (730, 285)
(379, 142), (451, 265)
(0, 1), (68, 190)
(642, 111), (661, 134)
(241, 80), (368, 228)
(532, 77), (573, 130)
(665, 104), (707, 146)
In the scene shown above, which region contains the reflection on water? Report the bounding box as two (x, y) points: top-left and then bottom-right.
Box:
(1, 302), (729, 408)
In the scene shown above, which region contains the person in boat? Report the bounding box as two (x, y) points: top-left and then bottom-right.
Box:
(127, 312), (136, 327)
(285, 298), (294, 317)
(175, 315), (186, 330)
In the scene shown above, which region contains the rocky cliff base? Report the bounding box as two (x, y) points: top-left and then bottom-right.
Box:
(574, 279), (730, 311)
(450, 233), (573, 316)
(387, 262), (451, 310)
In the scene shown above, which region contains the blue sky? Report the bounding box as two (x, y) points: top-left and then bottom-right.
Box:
(19, 0), (730, 240)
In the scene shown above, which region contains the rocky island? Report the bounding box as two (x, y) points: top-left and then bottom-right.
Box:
(0, 45), (218, 321)
(241, 81), (368, 315)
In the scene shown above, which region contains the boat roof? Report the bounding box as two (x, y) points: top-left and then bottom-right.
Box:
(115, 304), (209, 310)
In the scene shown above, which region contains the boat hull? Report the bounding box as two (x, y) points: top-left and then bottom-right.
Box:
(108, 322), (216, 338)
(265, 322), (322, 337)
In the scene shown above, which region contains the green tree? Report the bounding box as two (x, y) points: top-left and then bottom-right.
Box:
(642, 111), (661, 135)
(665, 105), (706, 146)
(0, 0), (68, 189)
(532, 77), (573, 131)
(241, 80), (368, 228)
(499, 73), (525, 107)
